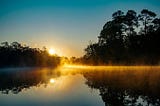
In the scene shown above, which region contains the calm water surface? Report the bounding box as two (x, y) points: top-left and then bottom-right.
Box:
(0, 66), (160, 106)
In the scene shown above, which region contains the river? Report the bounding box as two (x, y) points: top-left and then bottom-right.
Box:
(0, 65), (160, 106)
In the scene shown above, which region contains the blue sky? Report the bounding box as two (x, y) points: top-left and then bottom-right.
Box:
(0, 0), (160, 57)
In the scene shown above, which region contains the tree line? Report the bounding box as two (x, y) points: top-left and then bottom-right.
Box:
(0, 42), (61, 67)
(83, 9), (160, 65)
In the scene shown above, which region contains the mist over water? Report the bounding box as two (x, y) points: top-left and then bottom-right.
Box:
(0, 66), (160, 106)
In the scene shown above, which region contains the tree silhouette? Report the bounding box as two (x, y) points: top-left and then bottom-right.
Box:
(0, 42), (61, 67)
(125, 10), (138, 36)
(84, 9), (160, 65)
(139, 9), (156, 35)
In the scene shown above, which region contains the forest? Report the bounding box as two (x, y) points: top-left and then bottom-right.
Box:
(83, 9), (160, 65)
(0, 42), (60, 67)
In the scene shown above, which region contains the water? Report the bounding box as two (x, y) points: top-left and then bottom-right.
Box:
(0, 66), (160, 106)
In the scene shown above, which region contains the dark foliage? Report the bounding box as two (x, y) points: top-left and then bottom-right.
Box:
(84, 9), (160, 65)
(0, 42), (61, 67)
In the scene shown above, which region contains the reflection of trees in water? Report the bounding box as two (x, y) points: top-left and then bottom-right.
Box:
(83, 70), (160, 106)
(1, 67), (160, 106)
(0, 68), (60, 94)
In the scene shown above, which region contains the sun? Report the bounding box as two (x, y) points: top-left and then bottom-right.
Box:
(48, 48), (56, 55)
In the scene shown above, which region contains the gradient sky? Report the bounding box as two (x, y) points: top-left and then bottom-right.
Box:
(0, 0), (160, 57)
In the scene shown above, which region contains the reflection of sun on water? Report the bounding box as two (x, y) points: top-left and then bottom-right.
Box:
(50, 78), (55, 84)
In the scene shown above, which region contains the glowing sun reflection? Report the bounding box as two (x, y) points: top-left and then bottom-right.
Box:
(50, 78), (55, 84)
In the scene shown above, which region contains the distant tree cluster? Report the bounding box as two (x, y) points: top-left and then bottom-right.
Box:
(0, 42), (61, 67)
(84, 9), (160, 65)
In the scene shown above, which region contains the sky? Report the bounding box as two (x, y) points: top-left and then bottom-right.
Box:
(0, 0), (160, 57)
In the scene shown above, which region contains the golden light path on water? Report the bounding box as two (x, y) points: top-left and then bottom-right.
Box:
(46, 64), (160, 90)
(62, 64), (160, 72)
(47, 64), (160, 87)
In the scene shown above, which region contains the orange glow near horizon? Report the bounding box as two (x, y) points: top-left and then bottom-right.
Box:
(62, 64), (160, 72)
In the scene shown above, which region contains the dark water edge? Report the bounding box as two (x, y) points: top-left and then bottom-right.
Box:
(0, 67), (56, 72)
